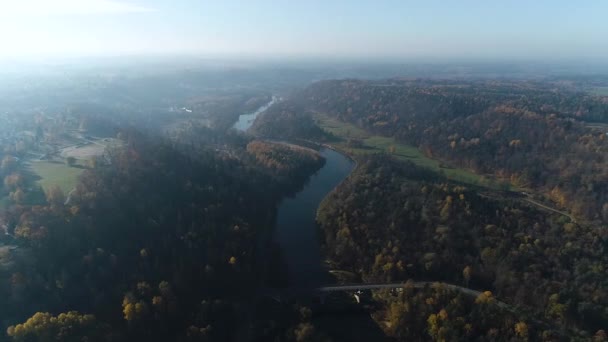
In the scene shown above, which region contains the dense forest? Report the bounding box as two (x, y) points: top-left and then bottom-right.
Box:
(0, 126), (325, 341)
(250, 101), (328, 140)
(317, 156), (608, 340)
(375, 283), (560, 341)
(246, 140), (325, 190)
(4, 70), (608, 341)
(187, 92), (272, 131)
(302, 80), (608, 223)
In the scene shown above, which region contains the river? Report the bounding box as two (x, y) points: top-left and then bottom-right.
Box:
(232, 96), (277, 131)
(273, 148), (354, 288)
(232, 96), (354, 287)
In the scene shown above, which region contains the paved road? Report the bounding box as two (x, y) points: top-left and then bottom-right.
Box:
(312, 281), (567, 333)
(319, 282), (481, 300)
(265, 281), (522, 321)
(317, 281), (508, 309)
(480, 191), (576, 223)
(270, 281), (495, 305)
(522, 197), (576, 222)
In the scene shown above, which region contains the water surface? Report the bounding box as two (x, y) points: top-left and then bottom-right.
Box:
(274, 148), (354, 288)
(233, 97), (277, 131)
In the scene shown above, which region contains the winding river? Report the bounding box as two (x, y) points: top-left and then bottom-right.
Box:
(234, 99), (355, 287)
(232, 96), (277, 131)
(274, 148), (354, 288)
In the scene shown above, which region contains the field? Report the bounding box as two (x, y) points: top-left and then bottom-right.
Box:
(29, 161), (84, 193)
(314, 113), (504, 189)
(589, 86), (608, 96)
(61, 143), (105, 160)
(60, 138), (119, 159)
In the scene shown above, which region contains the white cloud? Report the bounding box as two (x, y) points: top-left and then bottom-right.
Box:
(0, 0), (156, 16)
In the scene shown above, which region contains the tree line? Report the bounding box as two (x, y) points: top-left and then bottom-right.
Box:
(1, 126), (324, 341)
(317, 156), (608, 340)
(302, 79), (608, 224)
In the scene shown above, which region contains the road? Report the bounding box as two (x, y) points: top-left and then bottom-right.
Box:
(270, 281), (505, 309)
(480, 191), (576, 222)
(265, 280), (535, 325)
(312, 281), (569, 335)
(317, 282), (501, 306)
(522, 197), (576, 222)
(319, 281), (476, 294)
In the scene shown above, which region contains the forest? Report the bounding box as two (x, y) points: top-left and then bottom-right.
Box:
(301, 79), (608, 224)
(0, 124), (325, 341)
(245, 140), (325, 190)
(250, 101), (328, 140)
(317, 156), (608, 340)
(3, 71), (608, 341)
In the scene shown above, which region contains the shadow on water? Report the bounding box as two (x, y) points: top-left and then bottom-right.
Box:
(256, 147), (393, 341)
(273, 147), (354, 289)
(313, 312), (395, 342)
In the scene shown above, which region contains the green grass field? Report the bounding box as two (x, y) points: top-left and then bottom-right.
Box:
(589, 87), (608, 96)
(314, 113), (503, 189)
(30, 161), (84, 194)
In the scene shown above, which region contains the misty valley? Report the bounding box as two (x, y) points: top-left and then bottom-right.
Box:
(1, 62), (608, 342)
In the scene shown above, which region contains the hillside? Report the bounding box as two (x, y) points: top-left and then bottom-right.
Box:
(302, 79), (608, 223)
(318, 156), (608, 339)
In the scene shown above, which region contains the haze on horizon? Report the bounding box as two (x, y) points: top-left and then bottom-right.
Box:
(0, 0), (607, 62)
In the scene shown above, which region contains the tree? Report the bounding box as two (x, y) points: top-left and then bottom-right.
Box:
(122, 293), (149, 322)
(4, 173), (23, 190)
(514, 321), (529, 340)
(65, 156), (77, 167)
(7, 311), (108, 342)
(1, 155), (17, 173)
(427, 313), (440, 339)
(293, 323), (316, 342)
(87, 156), (99, 169)
(439, 196), (453, 222)
(46, 186), (65, 207)
(229, 256), (237, 265)
(10, 188), (26, 204)
(546, 294), (566, 320)
(463, 266), (472, 286)
(475, 291), (495, 304)
(594, 330), (607, 342)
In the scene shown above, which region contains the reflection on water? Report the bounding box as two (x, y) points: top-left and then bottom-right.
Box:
(233, 97), (277, 132)
(274, 148), (354, 288)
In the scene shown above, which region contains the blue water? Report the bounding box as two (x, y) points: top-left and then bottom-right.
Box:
(273, 148), (354, 288)
(233, 97), (277, 132)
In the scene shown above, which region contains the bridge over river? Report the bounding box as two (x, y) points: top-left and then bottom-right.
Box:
(264, 281), (490, 305)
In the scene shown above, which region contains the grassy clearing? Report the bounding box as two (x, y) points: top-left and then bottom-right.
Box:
(589, 87), (608, 96)
(30, 161), (84, 194)
(314, 113), (503, 189)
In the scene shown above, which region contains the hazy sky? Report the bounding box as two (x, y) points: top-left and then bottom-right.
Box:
(0, 0), (607, 60)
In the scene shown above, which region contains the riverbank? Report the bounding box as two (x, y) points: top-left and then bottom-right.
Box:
(273, 147), (354, 288)
(233, 96), (278, 132)
(312, 111), (507, 190)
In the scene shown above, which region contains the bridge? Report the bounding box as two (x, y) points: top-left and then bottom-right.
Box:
(263, 281), (566, 338)
(317, 281), (477, 295)
(264, 281), (490, 306)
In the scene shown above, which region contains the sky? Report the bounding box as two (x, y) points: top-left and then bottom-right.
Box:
(0, 0), (607, 61)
